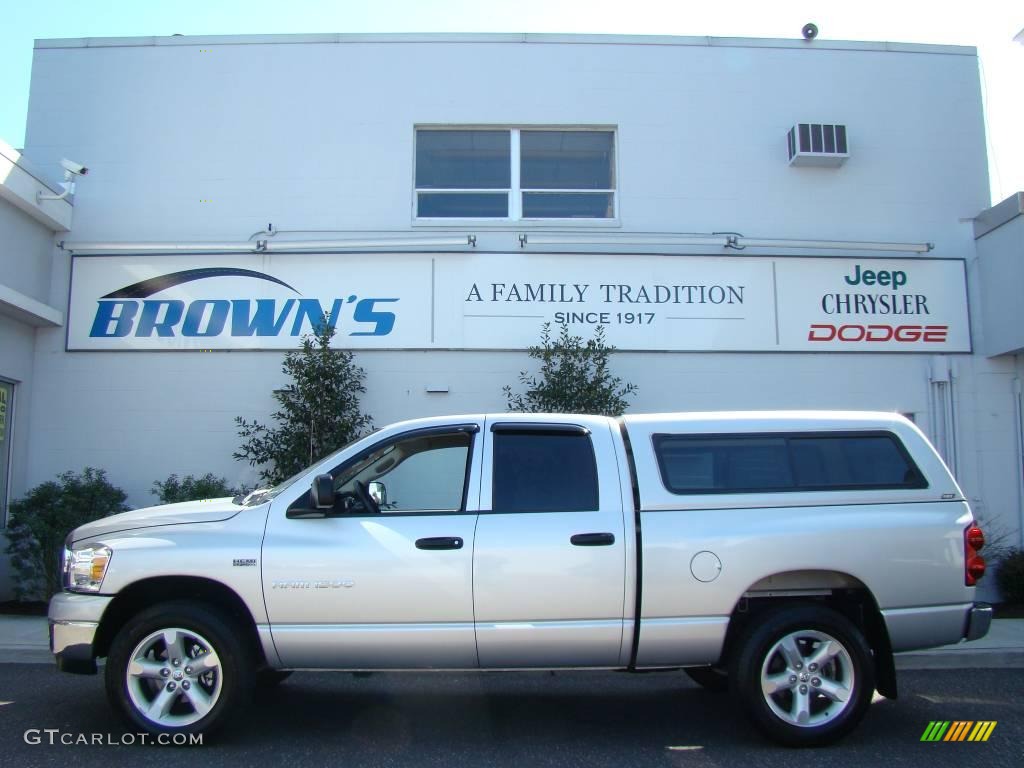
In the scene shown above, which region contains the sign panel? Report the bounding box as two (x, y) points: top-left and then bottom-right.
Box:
(69, 254), (433, 351)
(434, 253), (777, 351)
(68, 253), (970, 352)
(775, 258), (970, 351)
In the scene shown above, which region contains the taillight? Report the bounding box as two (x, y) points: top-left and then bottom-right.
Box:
(965, 523), (986, 586)
(966, 526), (985, 551)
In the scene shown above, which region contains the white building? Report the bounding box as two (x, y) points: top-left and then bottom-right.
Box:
(1, 140), (70, 598)
(1, 32), (1022, 598)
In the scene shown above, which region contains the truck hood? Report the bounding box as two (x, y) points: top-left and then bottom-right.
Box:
(68, 497), (247, 544)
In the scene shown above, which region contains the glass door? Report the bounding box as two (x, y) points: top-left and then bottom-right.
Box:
(0, 380), (13, 525)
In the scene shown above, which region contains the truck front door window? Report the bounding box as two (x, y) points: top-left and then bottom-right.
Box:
(334, 431), (472, 513)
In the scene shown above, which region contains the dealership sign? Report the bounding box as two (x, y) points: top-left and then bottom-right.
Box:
(68, 253), (970, 352)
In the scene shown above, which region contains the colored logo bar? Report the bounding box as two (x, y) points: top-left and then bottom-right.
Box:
(921, 721), (997, 742)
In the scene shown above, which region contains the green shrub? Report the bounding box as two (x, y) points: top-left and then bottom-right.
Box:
(996, 549), (1024, 605)
(235, 315), (373, 485)
(151, 473), (240, 504)
(504, 323), (637, 416)
(974, 515), (1015, 563)
(5, 468), (128, 601)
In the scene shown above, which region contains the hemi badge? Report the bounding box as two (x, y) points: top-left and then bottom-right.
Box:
(233, 558), (257, 567)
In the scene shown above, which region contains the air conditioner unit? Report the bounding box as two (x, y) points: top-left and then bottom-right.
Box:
(787, 123), (849, 167)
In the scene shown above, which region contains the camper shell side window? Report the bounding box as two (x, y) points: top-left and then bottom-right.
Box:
(653, 431), (928, 495)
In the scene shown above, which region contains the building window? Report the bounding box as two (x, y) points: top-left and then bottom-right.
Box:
(415, 130), (511, 218)
(415, 128), (616, 220)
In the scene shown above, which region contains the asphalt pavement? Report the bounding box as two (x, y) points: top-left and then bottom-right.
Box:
(2, 614), (1023, 765)
(1, 664), (1022, 766)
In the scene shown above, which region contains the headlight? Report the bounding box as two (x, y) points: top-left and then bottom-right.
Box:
(63, 545), (112, 592)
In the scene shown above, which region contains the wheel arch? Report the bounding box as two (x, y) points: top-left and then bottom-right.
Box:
(719, 569), (897, 699)
(94, 576), (267, 667)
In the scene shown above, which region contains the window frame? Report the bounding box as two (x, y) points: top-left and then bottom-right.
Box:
(652, 430), (929, 496)
(412, 126), (619, 225)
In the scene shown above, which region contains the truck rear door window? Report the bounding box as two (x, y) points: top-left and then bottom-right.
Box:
(492, 431), (599, 512)
(654, 432), (926, 494)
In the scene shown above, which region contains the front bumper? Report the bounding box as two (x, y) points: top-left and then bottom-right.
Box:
(965, 602), (992, 642)
(48, 592), (113, 675)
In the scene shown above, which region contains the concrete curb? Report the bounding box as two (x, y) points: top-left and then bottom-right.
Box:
(1, 615), (50, 664)
(2, 648), (53, 664)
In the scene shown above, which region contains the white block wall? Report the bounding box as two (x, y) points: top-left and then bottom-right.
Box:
(14, 34), (1018, 579)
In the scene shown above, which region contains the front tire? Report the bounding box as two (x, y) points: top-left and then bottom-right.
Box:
(729, 605), (874, 747)
(105, 601), (254, 738)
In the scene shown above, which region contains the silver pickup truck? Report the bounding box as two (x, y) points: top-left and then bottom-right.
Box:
(49, 410), (991, 746)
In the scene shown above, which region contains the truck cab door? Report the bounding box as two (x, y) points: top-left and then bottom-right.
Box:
(473, 417), (628, 667)
(262, 422), (482, 669)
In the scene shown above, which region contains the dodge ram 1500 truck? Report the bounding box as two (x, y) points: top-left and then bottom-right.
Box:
(49, 410), (991, 746)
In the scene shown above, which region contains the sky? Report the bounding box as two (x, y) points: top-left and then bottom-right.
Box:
(2, 0), (1022, 205)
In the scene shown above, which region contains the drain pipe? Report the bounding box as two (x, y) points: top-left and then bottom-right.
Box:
(1014, 371), (1024, 549)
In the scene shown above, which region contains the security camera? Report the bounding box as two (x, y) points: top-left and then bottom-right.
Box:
(802, 23), (819, 40)
(37, 158), (90, 203)
(60, 158), (89, 176)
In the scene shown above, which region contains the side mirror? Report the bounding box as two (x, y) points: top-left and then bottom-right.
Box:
(310, 474), (335, 509)
(368, 481), (388, 508)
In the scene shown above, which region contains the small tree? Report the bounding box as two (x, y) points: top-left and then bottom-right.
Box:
(151, 473), (240, 504)
(5, 468), (128, 601)
(504, 322), (638, 416)
(235, 316), (373, 486)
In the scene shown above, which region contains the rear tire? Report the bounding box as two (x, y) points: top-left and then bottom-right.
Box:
(105, 601), (254, 738)
(729, 605), (874, 747)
